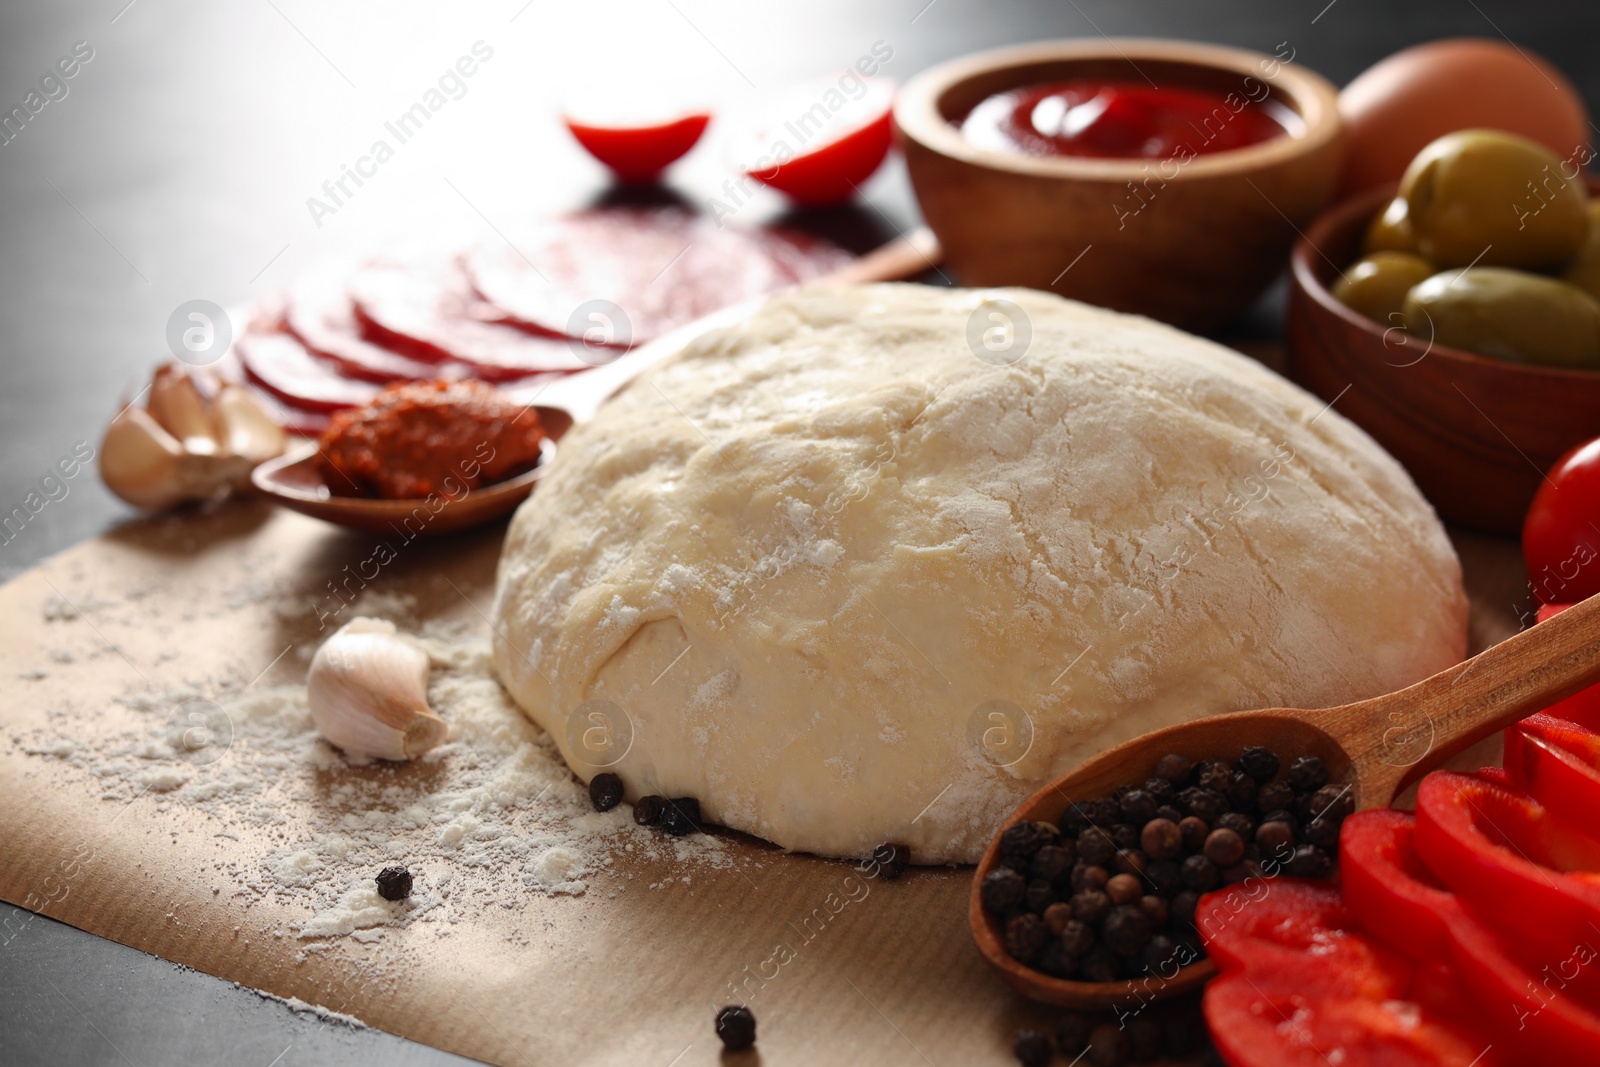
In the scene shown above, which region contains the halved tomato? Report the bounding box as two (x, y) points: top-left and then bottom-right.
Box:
(563, 110), (711, 183)
(736, 73), (895, 205)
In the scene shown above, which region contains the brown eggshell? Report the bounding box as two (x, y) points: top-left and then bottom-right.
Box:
(1337, 38), (1589, 198)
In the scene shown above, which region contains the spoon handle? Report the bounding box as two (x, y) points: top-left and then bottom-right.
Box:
(1328, 593), (1600, 806)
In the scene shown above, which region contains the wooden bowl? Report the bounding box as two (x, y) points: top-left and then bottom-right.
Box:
(970, 752), (1220, 1010)
(895, 39), (1343, 333)
(1286, 182), (1600, 535)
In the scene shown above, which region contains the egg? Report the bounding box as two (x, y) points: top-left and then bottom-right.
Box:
(1337, 38), (1590, 198)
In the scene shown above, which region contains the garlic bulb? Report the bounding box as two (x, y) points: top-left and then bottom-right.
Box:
(307, 618), (448, 761)
(99, 362), (286, 510)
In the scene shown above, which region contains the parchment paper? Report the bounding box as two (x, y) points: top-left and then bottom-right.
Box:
(0, 497), (1524, 1066)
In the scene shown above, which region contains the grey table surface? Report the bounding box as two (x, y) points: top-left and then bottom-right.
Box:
(2, 1), (1595, 1064)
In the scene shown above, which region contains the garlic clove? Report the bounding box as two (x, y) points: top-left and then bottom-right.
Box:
(147, 363), (222, 455)
(100, 406), (193, 511)
(215, 385), (288, 473)
(307, 617), (448, 761)
(99, 361), (288, 510)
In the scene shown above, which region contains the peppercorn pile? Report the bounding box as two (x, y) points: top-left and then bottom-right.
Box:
(981, 747), (1351, 982)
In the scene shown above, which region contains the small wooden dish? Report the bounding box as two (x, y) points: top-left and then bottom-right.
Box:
(251, 412), (570, 535)
(1286, 182), (1600, 535)
(895, 39), (1343, 332)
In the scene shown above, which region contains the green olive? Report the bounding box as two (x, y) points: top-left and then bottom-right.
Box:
(1362, 197), (1417, 256)
(1333, 252), (1436, 324)
(1402, 267), (1600, 369)
(1562, 200), (1600, 301)
(1398, 129), (1588, 270)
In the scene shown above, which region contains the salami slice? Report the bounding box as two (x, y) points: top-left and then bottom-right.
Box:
(347, 255), (594, 380)
(235, 330), (379, 413)
(284, 261), (454, 384)
(463, 207), (853, 345)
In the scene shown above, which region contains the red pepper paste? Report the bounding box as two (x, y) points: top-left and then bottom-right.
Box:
(317, 379), (545, 499)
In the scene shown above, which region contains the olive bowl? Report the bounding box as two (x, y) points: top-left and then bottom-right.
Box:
(1285, 181), (1600, 535)
(895, 38), (1343, 333)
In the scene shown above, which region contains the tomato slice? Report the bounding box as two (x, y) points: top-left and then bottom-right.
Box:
(562, 111), (711, 182)
(1199, 880), (1494, 1067)
(737, 74), (896, 206)
(1414, 771), (1600, 956)
(1523, 438), (1600, 605)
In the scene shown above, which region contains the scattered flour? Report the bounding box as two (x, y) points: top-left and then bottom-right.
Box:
(9, 613), (747, 957)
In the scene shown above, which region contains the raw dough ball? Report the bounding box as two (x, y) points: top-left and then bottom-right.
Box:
(492, 285), (1466, 863)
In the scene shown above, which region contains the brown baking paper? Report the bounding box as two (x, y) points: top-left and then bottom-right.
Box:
(0, 500), (1523, 1065)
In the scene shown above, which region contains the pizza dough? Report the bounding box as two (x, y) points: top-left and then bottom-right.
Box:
(491, 284), (1467, 864)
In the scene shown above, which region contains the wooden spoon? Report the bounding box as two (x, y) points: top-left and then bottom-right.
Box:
(251, 227), (941, 533)
(972, 591), (1600, 1009)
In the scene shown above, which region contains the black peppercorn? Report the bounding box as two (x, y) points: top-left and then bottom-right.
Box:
(660, 796), (701, 836)
(981, 867), (1027, 914)
(1025, 878), (1056, 914)
(1105, 872), (1142, 906)
(1287, 755), (1329, 792)
(1005, 912), (1051, 963)
(1043, 901), (1075, 935)
(1056, 1012), (1094, 1055)
(1111, 823), (1141, 851)
(1139, 893), (1169, 928)
(1059, 918), (1095, 956)
(633, 794), (666, 826)
(1037, 940), (1072, 977)
(1031, 844), (1072, 882)
(1140, 817), (1182, 861)
(1227, 770), (1259, 808)
(1155, 803), (1185, 824)
(1302, 815), (1342, 850)
(1119, 788), (1158, 825)
(1012, 1029), (1053, 1067)
(1203, 828), (1245, 868)
(1309, 783), (1355, 824)
(1180, 854), (1219, 891)
(1178, 787), (1226, 824)
(1102, 904), (1153, 956)
(1171, 890), (1200, 928)
(1216, 811), (1256, 839)
(1087, 1021), (1130, 1066)
(1238, 745), (1280, 782)
(715, 1005), (757, 1051)
(1081, 796), (1120, 827)
(1286, 844), (1334, 879)
(1060, 803), (1092, 836)
(1140, 933), (1178, 974)
(1142, 776), (1176, 805)
(1077, 826), (1117, 866)
(1178, 815), (1210, 853)
(871, 842), (911, 880)
(1145, 859), (1182, 895)
(1000, 820), (1051, 866)
(588, 772), (623, 812)
(1071, 888), (1111, 924)
(1195, 759), (1233, 793)
(1153, 752), (1193, 783)
(1260, 809), (1299, 835)
(1070, 862), (1110, 893)
(1256, 819), (1295, 856)
(375, 865), (412, 901)
(1256, 780), (1295, 814)
(1112, 848), (1147, 877)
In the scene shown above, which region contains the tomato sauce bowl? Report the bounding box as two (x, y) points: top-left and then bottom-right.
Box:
(895, 39), (1343, 332)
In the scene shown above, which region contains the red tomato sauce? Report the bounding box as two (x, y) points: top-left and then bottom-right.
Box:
(958, 80), (1290, 160)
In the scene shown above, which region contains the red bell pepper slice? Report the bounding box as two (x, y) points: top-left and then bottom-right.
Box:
(1342, 808), (1600, 1050)
(1198, 880), (1494, 1066)
(1414, 771), (1600, 957)
(1505, 712), (1600, 822)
